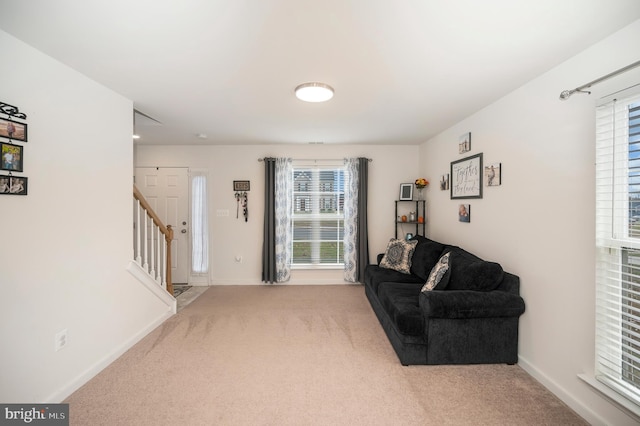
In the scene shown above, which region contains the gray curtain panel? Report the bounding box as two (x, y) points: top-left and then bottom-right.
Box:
(356, 157), (369, 282)
(262, 158), (277, 283)
(262, 157), (292, 283)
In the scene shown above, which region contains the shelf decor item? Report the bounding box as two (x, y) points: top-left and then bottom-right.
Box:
(399, 183), (413, 201)
(414, 178), (428, 200)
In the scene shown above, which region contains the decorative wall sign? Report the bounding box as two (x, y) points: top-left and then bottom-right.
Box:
(0, 117), (27, 142)
(1, 143), (24, 172)
(0, 174), (28, 195)
(451, 153), (483, 199)
(485, 163), (501, 186)
(233, 180), (250, 191)
(459, 132), (471, 154)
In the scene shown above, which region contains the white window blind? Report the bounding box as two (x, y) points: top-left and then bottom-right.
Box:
(595, 91), (640, 408)
(291, 164), (345, 266)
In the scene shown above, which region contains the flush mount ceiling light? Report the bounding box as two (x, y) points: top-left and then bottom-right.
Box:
(295, 82), (334, 102)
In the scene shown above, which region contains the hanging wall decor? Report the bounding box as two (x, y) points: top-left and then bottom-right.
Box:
(0, 174), (28, 195)
(0, 101), (29, 196)
(0, 117), (27, 142)
(485, 163), (501, 186)
(451, 153), (483, 199)
(459, 132), (471, 154)
(233, 181), (250, 222)
(1, 143), (23, 172)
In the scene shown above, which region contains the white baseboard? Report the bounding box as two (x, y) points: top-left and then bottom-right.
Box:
(45, 262), (177, 402)
(47, 309), (173, 402)
(518, 356), (606, 425)
(210, 279), (358, 286)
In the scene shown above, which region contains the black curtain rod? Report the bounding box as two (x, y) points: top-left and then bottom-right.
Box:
(258, 157), (372, 162)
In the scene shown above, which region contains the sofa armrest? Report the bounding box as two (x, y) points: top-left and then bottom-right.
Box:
(419, 290), (525, 319)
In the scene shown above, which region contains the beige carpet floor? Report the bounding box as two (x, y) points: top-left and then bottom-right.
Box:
(65, 285), (587, 425)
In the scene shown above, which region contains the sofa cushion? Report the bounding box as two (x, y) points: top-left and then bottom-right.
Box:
(378, 282), (424, 336)
(409, 235), (446, 280)
(365, 264), (424, 294)
(445, 247), (504, 291)
(379, 238), (418, 274)
(421, 251), (450, 292)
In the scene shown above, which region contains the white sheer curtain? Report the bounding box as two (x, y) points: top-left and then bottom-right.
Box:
(274, 158), (293, 282)
(343, 158), (359, 282)
(191, 173), (209, 274)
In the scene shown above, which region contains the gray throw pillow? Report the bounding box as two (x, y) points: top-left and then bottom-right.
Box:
(422, 252), (450, 292)
(379, 238), (418, 274)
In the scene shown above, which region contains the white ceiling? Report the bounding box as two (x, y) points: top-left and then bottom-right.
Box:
(1, 0), (640, 146)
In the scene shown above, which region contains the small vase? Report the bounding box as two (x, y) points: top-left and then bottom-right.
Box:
(416, 188), (424, 200)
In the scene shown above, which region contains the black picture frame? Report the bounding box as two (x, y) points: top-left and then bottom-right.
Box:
(0, 117), (27, 142)
(233, 180), (250, 191)
(399, 183), (413, 200)
(451, 153), (483, 199)
(0, 174), (28, 195)
(1, 142), (24, 172)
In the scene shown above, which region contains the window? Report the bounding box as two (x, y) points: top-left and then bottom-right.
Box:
(595, 92), (640, 407)
(291, 165), (345, 266)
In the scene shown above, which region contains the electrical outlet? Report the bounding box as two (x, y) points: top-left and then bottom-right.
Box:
(55, 329), (68, 352)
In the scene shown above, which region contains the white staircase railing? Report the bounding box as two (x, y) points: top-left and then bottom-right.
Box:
(133, 185), (173, 295)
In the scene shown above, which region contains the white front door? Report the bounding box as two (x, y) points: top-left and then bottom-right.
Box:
(135, 167), (189, 284)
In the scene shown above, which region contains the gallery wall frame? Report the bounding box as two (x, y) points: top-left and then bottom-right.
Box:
(0, 117), (27, 142)
(485, 162), (502, 186)
(0, 174), (28, 195)
(440, 173), (449, 190)
(451, 153), (483, 199)
(459, 132), (471, 154)
(1, 142), (24, 172)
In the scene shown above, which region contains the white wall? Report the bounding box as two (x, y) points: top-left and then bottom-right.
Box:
(0, 31), (173, 402)
(135, 144), (419, 284)
(420, 19), (640, 426)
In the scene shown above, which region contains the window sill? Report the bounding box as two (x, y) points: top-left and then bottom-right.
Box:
(578, 373), (640, 421)
(291, 264), (343, 270)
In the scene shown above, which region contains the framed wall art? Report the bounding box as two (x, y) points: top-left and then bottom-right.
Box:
(0, 175), (28, 195)
(440, 173), (449, 191)
(399, 183), (413, 200)
(0, 117), (27, 142)
(451, 153), (482, 199)
(458, 204), (471, 222)
(458, 132), (471, 154)
(1, 142), (23, 172)
(485, 163), (501, 186)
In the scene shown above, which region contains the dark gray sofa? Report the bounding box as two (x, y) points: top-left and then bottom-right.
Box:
(364, 235), (525, 365)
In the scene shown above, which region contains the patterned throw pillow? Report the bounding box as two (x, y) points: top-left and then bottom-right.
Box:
(379, 238), (418, 274)
(422, 252), (450, 292)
